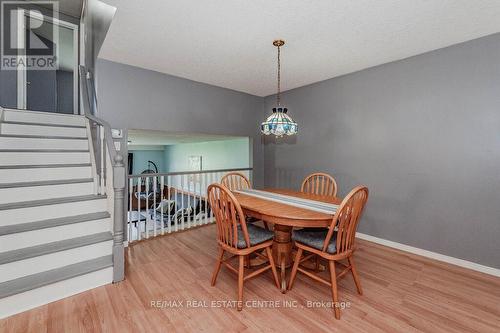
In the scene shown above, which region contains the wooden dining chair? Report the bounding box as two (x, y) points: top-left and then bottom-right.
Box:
(301, 172), (338, 197)
(221, 172), (269, 230)
(288, 186), (369, 319)
(208, 183), (280, 311)
(300, 172), (338, 270)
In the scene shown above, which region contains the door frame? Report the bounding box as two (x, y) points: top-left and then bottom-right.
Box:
(16, 9), (79, 114)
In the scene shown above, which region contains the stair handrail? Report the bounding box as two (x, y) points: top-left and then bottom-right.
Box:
(79, 65), (119, 166)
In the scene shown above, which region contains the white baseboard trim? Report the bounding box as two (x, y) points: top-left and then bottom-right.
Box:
(356, 232), (500, 277)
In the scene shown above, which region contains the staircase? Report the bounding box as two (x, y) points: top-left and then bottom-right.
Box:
(0, 108), (115, 319)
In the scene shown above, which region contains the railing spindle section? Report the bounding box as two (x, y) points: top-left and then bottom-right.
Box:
(126, 167), (252, 244)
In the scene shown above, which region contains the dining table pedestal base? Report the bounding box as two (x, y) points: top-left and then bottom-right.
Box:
(272, 224), (293, 293)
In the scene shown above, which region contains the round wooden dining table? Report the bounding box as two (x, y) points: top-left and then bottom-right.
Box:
(232, 189), (341, 292)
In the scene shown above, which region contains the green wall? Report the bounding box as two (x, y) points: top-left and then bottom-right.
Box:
(163, 138), (250, 172)
(129, 137), (250, 175)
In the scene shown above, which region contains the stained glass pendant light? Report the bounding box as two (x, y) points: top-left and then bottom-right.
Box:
(261, 40), (298, 137)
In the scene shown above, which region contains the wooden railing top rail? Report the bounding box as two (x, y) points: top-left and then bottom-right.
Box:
(128, 167), (253, 178)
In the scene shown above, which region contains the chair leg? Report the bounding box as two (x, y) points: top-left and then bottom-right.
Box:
(328, 260), (340, 320)
(315, 255), (320, 272)
(245, 255), (251, 269)
(348, 256), (363, 295)
(237, 255), (245, 311)
(211, 248), (225, 286)
(288, 248), (303, 291)
(265, 246), (280, 289)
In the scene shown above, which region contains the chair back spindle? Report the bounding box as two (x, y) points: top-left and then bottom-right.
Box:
(221, 172), (251, 191)
(301, 172), (337, 197)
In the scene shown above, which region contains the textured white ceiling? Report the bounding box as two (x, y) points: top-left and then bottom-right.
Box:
(100, 0), (500, 97)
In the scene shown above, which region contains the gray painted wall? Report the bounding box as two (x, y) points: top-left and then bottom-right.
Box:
(96, 59), (265, 187)
(264, 33), (500, 269)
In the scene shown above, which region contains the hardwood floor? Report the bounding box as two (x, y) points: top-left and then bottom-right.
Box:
(1, 224), (499, 332)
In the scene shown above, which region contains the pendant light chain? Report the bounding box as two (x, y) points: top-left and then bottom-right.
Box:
(277, 44), (281, 106)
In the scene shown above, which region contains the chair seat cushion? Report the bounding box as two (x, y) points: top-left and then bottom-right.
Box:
(292, 229), (337, 254)
(237, 224), (274, 248)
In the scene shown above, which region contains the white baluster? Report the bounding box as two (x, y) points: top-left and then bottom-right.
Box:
(145, 176), (149, 238)
(181, 174), (185, 230)
(167, 175), (172, 233)
(160, 175), (165, 235)
(153, 176), (157, 237)
(204, 172), (208, 224)
(209, 172), (214, 222)
(185, 174), (192, 229)
(129, 178), (133, 242)
(175, 175), (180, 232)
(192, 173), (196, 227)
(136, 177), (141, 241)
(197, 172), (202, 226)
(99, 126), (105, 194)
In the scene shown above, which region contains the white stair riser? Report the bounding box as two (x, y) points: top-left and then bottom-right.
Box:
(0, 123), (87, 138)
(0, 151), (90, 165)
(0, 240), (112, 283)
(0, 182), (94, 204)
(0, 219), (111, 252)
(2, 110), (86, 127)
(0, 137), (88, 150)
(0, 199), (108, 226)
(0, 267), (113, 319)
(0, 166), (92, 183)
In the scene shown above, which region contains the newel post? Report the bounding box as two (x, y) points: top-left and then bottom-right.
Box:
(112, 153), (126, 282)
